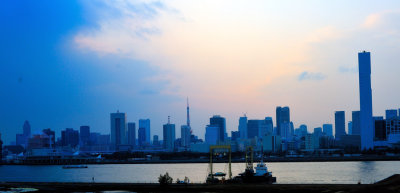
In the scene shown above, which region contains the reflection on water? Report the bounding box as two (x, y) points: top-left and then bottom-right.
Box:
(0, 161), (399, 184)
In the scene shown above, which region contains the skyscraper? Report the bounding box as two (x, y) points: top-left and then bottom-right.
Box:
(205, 125), (219, 145)
(322, 124), (333, 137)
(210, 115), (226, 142)
(127, 122), (136, 147)
(138, 127), (146, 147)
(265, 117), (274, 136)
(23, 120), (31, 138)
(163, 117), (176, 151)
(358, 51), (374, 150)
(61, 128), (79, 147)
(110, 111), (127, 148)
(276, 106), (290, 136)
(352, 111), (361, 135)
(139, 119), (151, 144)
(80, 126), (90, 146)
(335, 111), (346, 140)
(238, 116), (248, 139)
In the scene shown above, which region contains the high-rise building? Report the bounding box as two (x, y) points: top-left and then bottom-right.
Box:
(276, 106), (290, 136)
(205, 125), (219, 145)
(238, 116), (248, 139)
(358, 51), (374, 150)
(247, 120), (261, 139)
(374, 117), (386, 141)
(352, 111), (361, 135)
(181, 125), (191, 148)
(386, 109), (398, 120)
(61, 128), (79, 147)
(322, 124), (333, 137)
(153, 135), (160, 146)
(110, 111), (127, 148)
(127, 122), (136, 147)
(265, 117), (274, 136)
(163, 118), (175, 151)
(210, 115), (226, 142)
(23, 120), (31, 138)
(80, 126), (90, 146)
(139, 119), (151, 144)
(335, 111), (346, 140)
(348, 122), (353, 135)
(314, 127), (323, 137)
(231, 131), (240, 141)
(138, 127), (146, 147)
(299, 124), (308, 137)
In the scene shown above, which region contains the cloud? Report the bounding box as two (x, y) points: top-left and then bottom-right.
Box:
(298, 71), (325, 81)
(338, 66), (358, 73)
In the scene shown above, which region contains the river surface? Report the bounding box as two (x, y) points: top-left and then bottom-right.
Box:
(0, 161), (399, 184)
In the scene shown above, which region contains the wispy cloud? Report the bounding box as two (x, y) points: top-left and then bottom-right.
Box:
(298, 71), (325, 81)
(338, 66), (358, 73)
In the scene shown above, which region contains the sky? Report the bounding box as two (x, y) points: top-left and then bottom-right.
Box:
(1, 0), (400, 144)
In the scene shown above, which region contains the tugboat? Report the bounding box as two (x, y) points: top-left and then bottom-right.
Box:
(233, 146), (276, 184)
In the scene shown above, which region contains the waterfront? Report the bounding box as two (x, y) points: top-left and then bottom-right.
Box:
(1, 161), (399, 184)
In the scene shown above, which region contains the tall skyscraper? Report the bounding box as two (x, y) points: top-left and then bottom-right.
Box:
(322, 124), (333, 137)
(352, 111), (361, 135)
(358, 51), (374, 150)
(163, 117), (176, 151)
(127, 122), (136, 147)
(335, 111), (346, 140)
(139, 119), (151, 144)
(247, 120), (262, 139)
(80, 126), (90, 146)
(138, 127), (146, 147)
(23, 120), (31, 138)
(276, 106), (290, 136)
(238, 115), (248, 139)
(110, 111), (127, 147)
(210, 115), (226, 142)
(205, 125), (219, 145)
(265, 117), (274, 136)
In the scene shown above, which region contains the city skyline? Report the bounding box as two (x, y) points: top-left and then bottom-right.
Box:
(2, 1), (400, 145)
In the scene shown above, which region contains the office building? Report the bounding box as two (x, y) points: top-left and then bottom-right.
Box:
(262, 134), (281, 153)
(358, 51), (374, 150)
(210, 115), (226, 142)
(352, 111), (361, 135)
(335, 111), (346, 140)
(61, 128), (79, 147)
(276, 106), (290, 136)
(127, 122), (136, 147)
(163, 118), (176, 151)
(23, 120), (31, 138)
(374, 119), (386, 141)
(386, 109), (398, 120)
(314, 127), (323, 137)
(238, 116), (248, 139)
(153, 135), (160, 146)
(181, 125), (191, 148)
(322, 124), (333, 137)
(265, 117), (274, 136)
(110, 111), (127, 147)
(139, 119), (151, 144)
(205, 125), (219, 145)
(231, 131), (240, 141)
(138, 127), (146, 147)
(80, 126), (90, 146)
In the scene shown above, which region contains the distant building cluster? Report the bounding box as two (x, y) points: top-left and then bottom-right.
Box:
(1, 51), (400, 162)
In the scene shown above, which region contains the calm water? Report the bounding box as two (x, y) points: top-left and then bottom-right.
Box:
(0, 161), (399, 184)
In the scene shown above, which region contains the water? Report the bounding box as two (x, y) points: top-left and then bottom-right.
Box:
(0, 161), (399, 184)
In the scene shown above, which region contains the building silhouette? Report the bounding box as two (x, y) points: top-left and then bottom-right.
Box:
(80, 126), (90, 146)
(335, 111), (346, 140)
(352, 111), (361, 135)
(127, 122), (136, 148)
(209, 115), (226, 142)
(276, 106), (290, 136)
(110, 111), (127, 149)
(322, 124), (333, 137)
(358, 51), (374, 150)
(139, 119), (151, 144)
(61, 128), (79, 147)
(163, 117), (175, 151)
(138, 128), (146, 147)
(238, 115), (248, 139)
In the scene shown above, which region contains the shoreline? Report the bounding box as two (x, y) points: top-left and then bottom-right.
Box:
(1, 174), (399, 193)
(1, 155), (400, 165)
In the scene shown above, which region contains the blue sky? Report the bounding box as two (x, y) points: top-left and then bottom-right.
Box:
(1, 0), (400, 144)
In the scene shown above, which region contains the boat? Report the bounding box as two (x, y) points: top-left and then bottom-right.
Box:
(62, 165), (88, 169)
(232, 147), (276, 184)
